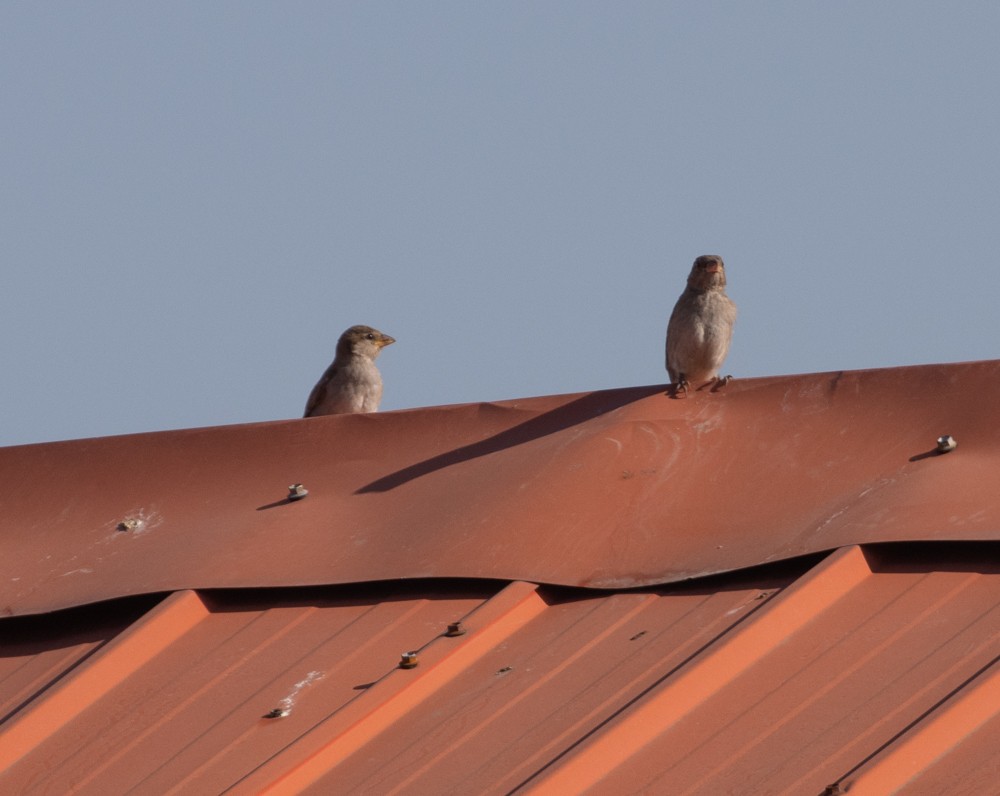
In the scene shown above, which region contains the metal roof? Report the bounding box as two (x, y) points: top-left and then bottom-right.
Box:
(2, 546), (999, 793)
(2, 360), (1000, 793)
(3, 360), (999, 617)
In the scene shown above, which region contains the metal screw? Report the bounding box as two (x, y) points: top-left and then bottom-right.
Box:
(263, 708), (290, 719)
(117, 519), (139, 532)
(287, 483), (309, 501)
(445, 621), (467, 637)
(936, 435), (957, 453)
(399, 651), (419, 669)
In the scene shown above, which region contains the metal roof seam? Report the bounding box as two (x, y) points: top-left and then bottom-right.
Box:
(2, 547), (1000, 793)
(3, 359), (1000, 793)
(672, 568), (989, 795)
(0, 589), (206, 775)
(837, 652), (1000, 793)
(394, 592), (667, 793)
(516, 546), (871, 793)
(230, 581), (546, 795)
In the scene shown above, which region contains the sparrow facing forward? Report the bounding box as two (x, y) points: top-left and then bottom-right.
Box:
(304, 325), (395, 417)
(665, 255), (737, 394)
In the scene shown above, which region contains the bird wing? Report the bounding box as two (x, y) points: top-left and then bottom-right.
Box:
(303, 364), (337, 417)
(665, 297), (687, 380)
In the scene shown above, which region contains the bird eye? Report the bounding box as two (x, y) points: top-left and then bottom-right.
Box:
(366, 333), (374, 340)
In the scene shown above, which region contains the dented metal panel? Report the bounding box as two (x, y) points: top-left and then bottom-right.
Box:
(2, 360), (1000, 617)
(2, 361), (1000, 792)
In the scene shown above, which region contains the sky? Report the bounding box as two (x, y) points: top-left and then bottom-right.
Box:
(2, 2), (999, 447)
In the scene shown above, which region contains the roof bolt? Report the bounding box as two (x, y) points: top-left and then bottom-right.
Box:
(936, 435), (957, 453)
(263, 708), (290, 719)
(117, 519), (139, 532)
(287, 483), (309, 501)
(445, 621), (467, 637)
(399, 651), (419, 669)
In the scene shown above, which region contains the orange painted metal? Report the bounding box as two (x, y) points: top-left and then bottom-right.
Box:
(238, 581), (548, 795)
(1, 549), (998, 793)
(0, 589), (208, 772)
(2, 360), (1000, 793)
(519, 545), (873, 794)
(839, 654), (1000, 794)
(0, 583), (494, 793)
(3, 360), (1000, 617)
(574, 549), (1000, 795)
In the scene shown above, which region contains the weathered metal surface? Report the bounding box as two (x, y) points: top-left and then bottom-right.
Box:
(1, 359), (999, 616)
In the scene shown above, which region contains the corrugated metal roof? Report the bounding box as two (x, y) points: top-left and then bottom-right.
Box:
(2, 360), (1000, 793)
(3, 360), (999, 616)
(1, 546), (998, 793)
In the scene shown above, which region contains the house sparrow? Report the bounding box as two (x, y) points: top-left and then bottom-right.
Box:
(303, 325), (395, 417)
(665, 255), (736, 394)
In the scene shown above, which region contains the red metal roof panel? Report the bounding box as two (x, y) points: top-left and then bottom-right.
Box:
(2, 545), (998, 794)
(543, 545), (1000, 795)
(2, 360), (1000, 617)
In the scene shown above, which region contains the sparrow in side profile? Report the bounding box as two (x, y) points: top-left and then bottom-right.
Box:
(304, 325), (395, 417)
(665, 255), (737, 395)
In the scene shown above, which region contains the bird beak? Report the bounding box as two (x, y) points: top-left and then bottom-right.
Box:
(378, 335), (396, 348)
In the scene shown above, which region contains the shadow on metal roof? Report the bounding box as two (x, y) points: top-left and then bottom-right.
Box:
(2, 360), (1000, 792)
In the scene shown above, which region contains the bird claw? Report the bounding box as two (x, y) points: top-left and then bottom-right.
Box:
(670, 375), (732, 398)
(710, 375), (733, 392)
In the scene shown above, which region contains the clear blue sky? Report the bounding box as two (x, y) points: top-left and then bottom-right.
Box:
(3, 3), (998, 446)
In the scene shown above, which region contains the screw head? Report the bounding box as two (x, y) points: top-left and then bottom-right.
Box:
(287, 483), (309, 500)
(445, 621), (467, 637)
(399, 651), (419, 669)
(936, 435), (957, 453)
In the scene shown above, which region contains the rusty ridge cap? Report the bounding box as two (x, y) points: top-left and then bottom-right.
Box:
(1, 359), (1000, 617)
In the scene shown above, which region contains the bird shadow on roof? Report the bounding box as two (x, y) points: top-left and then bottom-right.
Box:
(356, 384), (666, 493)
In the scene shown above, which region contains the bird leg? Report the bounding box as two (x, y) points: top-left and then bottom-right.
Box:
(672, 377), (690, 398)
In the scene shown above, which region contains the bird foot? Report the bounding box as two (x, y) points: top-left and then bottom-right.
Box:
(671, 379), (690, 399)
(710, 374), (733, 392)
